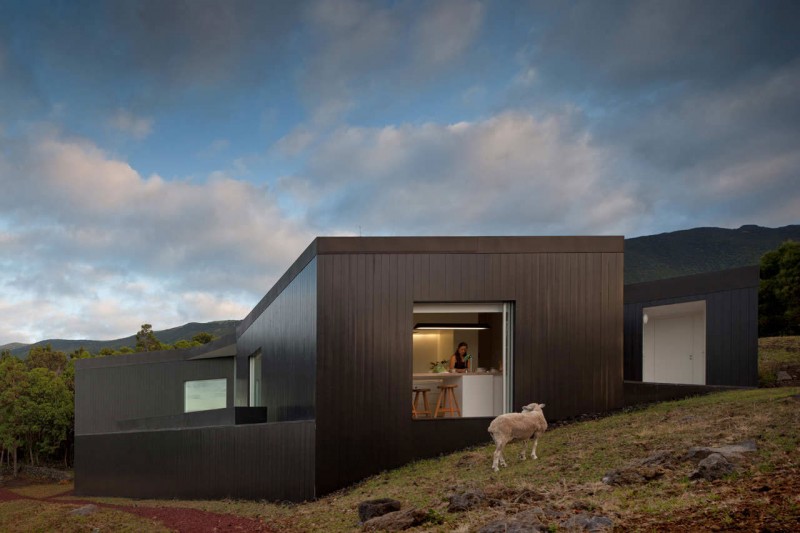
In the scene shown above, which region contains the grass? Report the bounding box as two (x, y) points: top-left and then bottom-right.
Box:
(36, 386), (797, 532)
(0, 500), (169, 533)
(758, 335), (800, 386)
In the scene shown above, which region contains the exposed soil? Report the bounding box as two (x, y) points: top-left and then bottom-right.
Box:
(0, 484), (276, 532)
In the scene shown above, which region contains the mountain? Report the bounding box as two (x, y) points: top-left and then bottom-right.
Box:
(4, 320), (238, 359)
(4, 224), (798, 358)
(624, 224), (800, 284)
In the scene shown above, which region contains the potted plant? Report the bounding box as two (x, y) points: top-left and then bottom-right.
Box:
(430, 360), (448, 373)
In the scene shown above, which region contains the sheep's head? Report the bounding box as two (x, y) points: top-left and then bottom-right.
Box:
(522, 403), (545, 412)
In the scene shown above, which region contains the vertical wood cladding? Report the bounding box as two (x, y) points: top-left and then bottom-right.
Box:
(315, 245), (623, 495)
(75, 356), (234, 435)
(75, 421), (314, 501)
(237, 258), (317, 422)
(623, 267), (759, 387)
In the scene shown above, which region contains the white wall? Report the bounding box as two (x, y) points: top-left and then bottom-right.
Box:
(643, 300), (706, 384)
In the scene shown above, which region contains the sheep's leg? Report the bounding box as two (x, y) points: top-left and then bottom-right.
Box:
(492, 438), (508, 471)
(519, 440), (528, 461)
(531, 435), (539, 460)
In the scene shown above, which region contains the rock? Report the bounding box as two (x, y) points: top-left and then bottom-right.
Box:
(447, 489), (485, 512)
(690, 452), (735, 481)
(602, 450), (674, 485)
(480, 508), (612, 533)
(70, 504), (98, 516)
(685, 440), (757, 463)
(479, 512), (548, 533)
(19, 465), (73, 482)
(563, 512), (614, 531)
(362, 508), (427, 531)
(776, 370), (793, 382)
(358, 498), (402, 522)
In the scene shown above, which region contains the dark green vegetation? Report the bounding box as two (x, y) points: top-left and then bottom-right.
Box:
(759, 240), (800, 337)
(758, 336), (800, 388)
(0, 326), (219, 475)
(1, 320), (237, 359)
(625, 224), (800, 283)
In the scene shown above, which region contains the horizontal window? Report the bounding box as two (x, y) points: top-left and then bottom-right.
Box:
(184, 378), (227, 413)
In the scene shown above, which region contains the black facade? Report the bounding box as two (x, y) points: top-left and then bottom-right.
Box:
(76, 236), (629, 501)
(306, 237), (624, 494)
(74, 335), (316, 500)
(623, 266), (759, 387)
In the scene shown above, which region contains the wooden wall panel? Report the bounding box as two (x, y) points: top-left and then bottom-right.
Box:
(75, 357), (234, 436)
(75, 421), (315, 501)
(237, 258), (317, 422)
(623, 268), (758, 387)
(315, 248), (623, 495)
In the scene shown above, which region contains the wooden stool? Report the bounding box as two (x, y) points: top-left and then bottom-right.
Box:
(434, 384), (461, 417)
(412, 388), (431, 418)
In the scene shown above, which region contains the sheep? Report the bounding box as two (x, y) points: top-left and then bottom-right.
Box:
(488, 403), (547, 472)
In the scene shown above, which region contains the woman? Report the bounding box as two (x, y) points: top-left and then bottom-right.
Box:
(449, 342), (470, 373)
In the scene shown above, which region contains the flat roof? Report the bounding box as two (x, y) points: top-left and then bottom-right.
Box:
(238, 236), (623, 335)
(624, 265), (759, 303)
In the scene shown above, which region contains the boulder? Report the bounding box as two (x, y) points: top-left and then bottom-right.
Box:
(448, 489), (485, 512)
(358, 498), (402, 522)
(601, 451), (673, 485)
(690, 452), (735, 481)
(684, 440), (757, 463)
(563, 512), (614, 531)
(479, 509), (548, 533)
(776, 370), (792, 382)
(480, 508), (612, 533)
(362, 508), (428, 531)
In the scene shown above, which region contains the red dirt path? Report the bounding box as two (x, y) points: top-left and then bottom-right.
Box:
(0, 486), (277, 532)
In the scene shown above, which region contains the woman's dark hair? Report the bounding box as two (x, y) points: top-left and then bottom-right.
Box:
(454, 342), (468, 357)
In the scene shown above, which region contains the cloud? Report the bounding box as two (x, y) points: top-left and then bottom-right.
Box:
(108, 109), (154, 139)
(0, 129), (315, 343)
(285, 111), (644, 235)
(299, 0), (485, 123)
(532, 0), (800, 94)
(410, 0), (484, 66)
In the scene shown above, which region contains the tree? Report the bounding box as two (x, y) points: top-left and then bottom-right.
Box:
(15, 367), (72, 465)
(192, 332), (216, 344)
(26, 344), (68, 375)
(135, 324), (162, 352)
(759, 240), (800, 336)
(0, 356), (27, 476)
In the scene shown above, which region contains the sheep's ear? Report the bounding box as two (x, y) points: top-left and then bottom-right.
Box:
(539, 403), (546, 409)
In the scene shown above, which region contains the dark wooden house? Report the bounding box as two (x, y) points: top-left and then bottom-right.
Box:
(622, 266), (759, 404)
(75, 236), (627, 500)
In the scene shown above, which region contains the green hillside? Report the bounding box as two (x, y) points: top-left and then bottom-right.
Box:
(625, 224), (800, 283)
(5, 320), (238, 359)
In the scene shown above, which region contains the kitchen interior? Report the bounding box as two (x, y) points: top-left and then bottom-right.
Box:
(412, 304), (507, 418)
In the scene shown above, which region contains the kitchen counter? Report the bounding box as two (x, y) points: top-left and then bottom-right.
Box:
(412, 372), (504, 417)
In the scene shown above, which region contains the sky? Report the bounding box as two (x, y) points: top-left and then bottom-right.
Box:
(1, 0), (799, 345)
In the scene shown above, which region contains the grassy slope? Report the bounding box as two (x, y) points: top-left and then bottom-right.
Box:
(759, 336), (800, 387)
(65, 386), (800, 532)
(3, 338), (798, 531)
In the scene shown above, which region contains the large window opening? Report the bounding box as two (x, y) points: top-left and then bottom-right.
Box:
(642, 300), (706, 385)
(249, 349), (263, 407)
(411, 302), (513, 419)
(184, 378), (227, 413)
